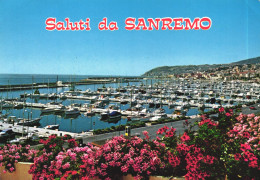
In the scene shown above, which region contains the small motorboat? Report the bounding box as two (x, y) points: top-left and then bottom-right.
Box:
(44, 124), (60, 130)
(100, 112), (109, 120)
(84, 111), (95, 116)
(65, 108), (80, 115)
(41, 107), (55, 113)
(108, 111), (121, 119)
(120, 100), (128, 105)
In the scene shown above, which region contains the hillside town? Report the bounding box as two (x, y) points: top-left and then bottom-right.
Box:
(165, 63), (260, 82)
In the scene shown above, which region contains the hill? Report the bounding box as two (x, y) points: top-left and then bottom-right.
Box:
(143, 56), (260, 76)
(231, 56), (260, 65)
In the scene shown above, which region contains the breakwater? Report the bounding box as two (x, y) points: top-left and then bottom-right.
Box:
(0, 77), (142, 92)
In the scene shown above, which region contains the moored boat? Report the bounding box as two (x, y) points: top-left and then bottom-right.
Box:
(65, 108), (81, 115)
(44, 124), (60, 130)
(17, 118), (41, 126)
(108, 111), (122, 119)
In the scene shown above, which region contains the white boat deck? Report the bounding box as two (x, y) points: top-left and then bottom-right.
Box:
(0, 122), (91, 139)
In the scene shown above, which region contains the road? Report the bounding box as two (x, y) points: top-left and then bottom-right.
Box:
(82, 118), (199, 144)
(82, 103), (260, 144)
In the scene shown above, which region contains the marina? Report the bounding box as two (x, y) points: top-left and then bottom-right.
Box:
(0, 75), (260, 141)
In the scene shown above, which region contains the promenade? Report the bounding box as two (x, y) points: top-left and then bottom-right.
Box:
(82, 103), (260, 144)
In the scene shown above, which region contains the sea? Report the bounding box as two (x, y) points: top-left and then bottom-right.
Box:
(0, 74), (202, 133)
(0, 74), (136, 85)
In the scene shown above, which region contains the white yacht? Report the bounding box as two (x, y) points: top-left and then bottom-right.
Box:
(65, 108), (80, 115)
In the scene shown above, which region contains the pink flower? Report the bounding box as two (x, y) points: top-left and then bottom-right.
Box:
(249, 160), (258, 168)
(240, 143), (251, 152)
(219, 107), (224, 113)
(234, 153), (241, 161)
(71, 170), (78, 175)
(168, 153), (180, 167)
(225, 112), (231, 117)
(157, 126), (169, 134)
(143, 131), (150, 140)
(62, 162), (70, 169)
(180, 132), (190, 142)
(101, 163), (108, 169)
(204, 155), (215, 164)
(121, 165), (129, 172)
(9, 167), (14, 172)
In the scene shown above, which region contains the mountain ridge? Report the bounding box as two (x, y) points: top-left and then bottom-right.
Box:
(143, 56), (260, 76)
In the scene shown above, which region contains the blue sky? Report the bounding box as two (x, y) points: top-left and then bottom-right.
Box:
(0, 0), (260, 76)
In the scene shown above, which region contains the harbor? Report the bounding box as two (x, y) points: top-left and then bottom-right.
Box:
(0, 75), (260, 142)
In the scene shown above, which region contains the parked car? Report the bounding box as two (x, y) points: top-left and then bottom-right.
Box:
(249, 106), (256, 110)
(0, 129), (15, 139)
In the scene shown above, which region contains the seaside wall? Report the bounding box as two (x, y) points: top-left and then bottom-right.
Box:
(0, 162), (33, 180)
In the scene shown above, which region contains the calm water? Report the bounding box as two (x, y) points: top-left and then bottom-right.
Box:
(0, 74), (139, 85)
(0, 74), (201, 133)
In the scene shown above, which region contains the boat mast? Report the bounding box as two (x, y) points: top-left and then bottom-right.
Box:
(27, 110), (30, 139)
(47, 79), (49, 102)
(31, 76), (33, 120)
(130, 87), (133, 107)
(22, 100), (25, 137)
(56, 75), (58, 101)
(0, 93), (2, 113)
(7, 80), (9, 99)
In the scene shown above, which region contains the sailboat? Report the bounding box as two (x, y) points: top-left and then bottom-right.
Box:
(17, 117), (41, 126)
